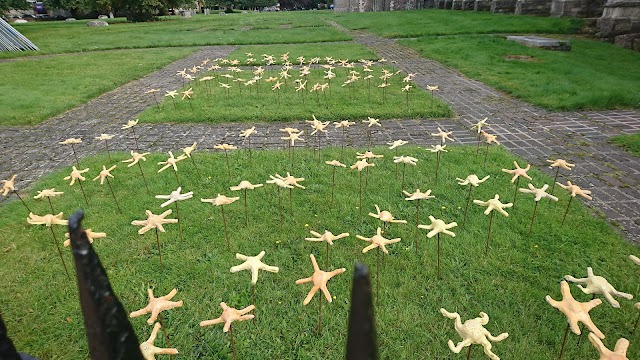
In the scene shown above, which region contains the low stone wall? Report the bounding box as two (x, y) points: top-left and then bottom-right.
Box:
(491, 0), (518, 12)
(515, 0), (552, 14)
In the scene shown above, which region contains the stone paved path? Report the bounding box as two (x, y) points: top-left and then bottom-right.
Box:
(1, 27), (639, 243)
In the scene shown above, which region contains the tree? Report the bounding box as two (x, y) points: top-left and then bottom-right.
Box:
(0, 0), (29, 12)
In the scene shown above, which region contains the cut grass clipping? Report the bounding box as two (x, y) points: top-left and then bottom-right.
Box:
(1, 145), (638, 359)
(140, 66), (453, 124)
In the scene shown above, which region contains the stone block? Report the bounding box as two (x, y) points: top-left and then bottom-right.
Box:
(597, 0), (640, 37)
(551, 0), (605, 16)
(452, 0), (464, 8)
(506, 35), (572, 50)
(614, 32), (640, 49)
(462, 0), (476, 8)
(515, 0), (552, 14)
(491, 0), (518, 12)
(475, 0), (492, 10)
(87, 20), (109, 26)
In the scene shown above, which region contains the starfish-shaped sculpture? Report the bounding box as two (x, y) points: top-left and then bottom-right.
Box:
(363, 117), (381, 127)
(155, 187), (193, 208)
(122, 119), (139, 129)
(440, 308), (508, 360)
(556, 181), (592, 200)
(164, 90), (178, 99)
(429, 144), (448, 153)
(334, 120), (355, 129)
(426, 85), (439, 92)
(130, 288), (183, 325)
(240, 127), (257, 138)
(92, 165), (116, 185)
(588, 333), (630, 360)
(33, 188), (64, 199)
(145, 88), (160, 94)
(59, 138), (82, 145)
(230, 251), (279, 285)
(214, 143), (237, 151)
(519, 183), (558, 202)
(306, 115), (330, 135)
(431, 127), (454, 144)
(356, 227), (401, 254)
(473, 195), (513, 217)
(369, 204), (407, 224)
(564, 267), (633, 308)
(403, 189), (435, 201)
(393, 156), (418, 166)
(481, 131), (500, 145)
(306, 230), (350, 245)
(181, 87), (193, 100)
(325, 160), (347, 168)
(470, 117), (489, 134)
(295, 254), (346, 305)
(266, 176), (293, 189)
(157, 152), (187, 173)
(279, 127), (300, 135)
(268, 173), (305, 189)
(27, 212), (68, 226)
(350, 159), (375, 172)
(501, 161), (532, 183)
(122, 151), (150, 167)
(95, 134), (114, 141)
(546, 280), (604, 338)
(271, 81), (283, 90)
(1, 174), (16, 196)
(201, 194), (240, 206)
(63, 228), (105, 247)
(548, 158), (575, 171)
(356, 151), (384, 160)
(230, 180), (263, 191)
(140, 322), (178, 360)
(182, 142), (197, 158)
(401, 85), (412, 92)
(281, 131), (305, 146)
(63, 166), (89, 186)
(199, 302), (255, 332)
(418, 216), (457, 238)
(131, 210), (178, 234)
(456, 174), (490, 187)
(630, 255), (640, 266)
(387, 140), (409, 149)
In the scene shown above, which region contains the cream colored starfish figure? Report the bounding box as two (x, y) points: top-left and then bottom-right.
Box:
(363, 117), (382, 127)
(401, 85), (412, 92)
(95, 134), (114, 141)
(164, 90), (178, 99)
(181, 87), (193, 100)
(230, 251), (279, 285)
(281, 131), (305, 146)
(280, 127), (300, 135)
(426, 85), (439, 92)
(131, 210), (178, 234)
(356, 227), (401, 254)
(1, 175), (16, 196)
(268, 173), (305, 189)
(122, 151), (150, 167)
(588, 333), (630, 360)
(369, 204), (407, 224)
(393, 156), (418, 166)
(470, 117), (490, 134)
(334, 120), (355, 129)
(501, 161), (532, 183)
(431, 127), (454, 144)
(240, 127), (257, 138)
(157, 152), (187, 173)
(64, 166), (89, 186)
(130, 288), (183, 325)
(481, 131), (500, 145)
(230, 180), (263, 191)
(418, 216), (457, 238)
(27, 212), (68, 227)
(456, 174), (490, 187)
(266, 176), (293, 189)
(325, 160), (347, 168)
(63, 228), (106, 247)
(219, 83), (232, 90)
(201, 194), (240, 206)
(356, 151), (384, 160)
(199, 302), (255, 332)
(630, 255), (640, 266)
(272, 81), (283, 91)
(351, 159), (375, 172)
(307, 115), (330, 135)
(306, 230), (350, 245)
(473, 195), (513, 217)
(556, 181), (592, 200)
(429, 144), (448, 153)
(155, 187), (193, 208)
(564, 267), (633, 308)
(92, 165), (116, 185)
(34, 188), (64, 199)
(59, 138), (82, 145)
(182, 142), (197, 158)
(214, 143), (237, 151)
(140, 322), (178, 360)
(145, 88), (160, 94)
(122, 119), (139, 129)
(546, 280), (605, 338)
(548, 158), (575, 171)
(388, 140), (409, 149)
(403, 189), (435, 201)
(440, 308), (508, 360)
(295, 254), (346, 305)
(519, 183), (559, 202)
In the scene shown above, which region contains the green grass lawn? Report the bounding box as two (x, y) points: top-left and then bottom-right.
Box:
(0, 47), (197, 126)
(138, 66), (453, 124)
(331, 9), (583, 38)
(610, 133), (640, 156)
(0, 145), (638, 359)
(400, 35), (640, 110)
(3, 12), (349, 59)
(224, 43), (379, 65)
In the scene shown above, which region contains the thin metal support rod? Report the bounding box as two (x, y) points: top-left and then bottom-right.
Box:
(78, 181), (89, 206)
(173, 170), (180, 187)
(13, 190), (32, 213)
(71, 144), (80, 168)
(138, 162), (149, 192)
(277, 187), (283, 227)
(225, 150), (231, 177)
(485, 212), (494, 255)
(317, 290), (323, 334)
(229, 324), (237, 360)
(326, 241), (329, 269)
(359, 171), (363, 213)
(50, 226), (71, 280)
(401, 163), (406, 193)
(466, 345), (472, 360)
(190, 155), (201, 178)
(558, 323), (570, 360)
(376, 247), (380, 306)
(47, 197), (55, 213)
(243, 189), (248, 226)
(414, 201), (420, 254)
(513, 177), (520, 205)
(104, 140), (112, 163)
(561, 196), (574, 226)
(155, 228), (164, 270)
(437, 233), (441, 280)
(435, 151), (441, 184)
(551, 168), (560, 195)
(330, 167), (336, 208)
(157, 313), (171, 347)
(221, 205), (230, 250)
(106, 178), (121, 213)
(175, 202), (183, 242)
(131, 127), (140, 152)
(462, 184), (473, 227)
(289, 188), (293, 214)
(529, 201), (539, 237)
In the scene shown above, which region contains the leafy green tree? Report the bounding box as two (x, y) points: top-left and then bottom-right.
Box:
(0, 0), (29, 12)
